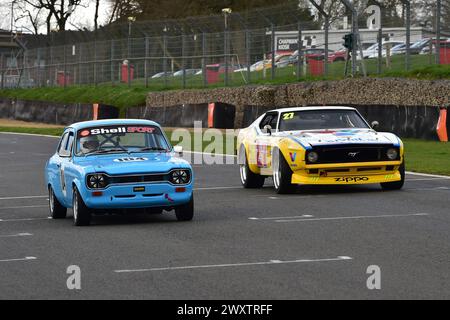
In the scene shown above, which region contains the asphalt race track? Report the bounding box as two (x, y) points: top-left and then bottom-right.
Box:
(1, 132), (450, 299)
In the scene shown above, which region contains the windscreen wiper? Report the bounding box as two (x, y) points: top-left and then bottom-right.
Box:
(133, 147), (168, 152)
(84, 148), (129, 156)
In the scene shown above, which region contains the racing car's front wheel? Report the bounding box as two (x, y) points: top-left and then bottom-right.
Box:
(239, 146), (265, 188)
(73, 188), (91, 226)
(49, 186), (67, 219)
(175, 196), (194, 221)
(273, 149), (296, 194)
(380, 161), (405, 191)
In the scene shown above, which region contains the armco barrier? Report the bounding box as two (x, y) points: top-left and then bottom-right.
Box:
(0, 98), (119, 125)
(241, 104), (443, 141)
(126, 103), (235, 129)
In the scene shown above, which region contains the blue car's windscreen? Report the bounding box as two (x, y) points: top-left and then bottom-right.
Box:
(278, 110), (369, 131)
(75, 125), (170, 156)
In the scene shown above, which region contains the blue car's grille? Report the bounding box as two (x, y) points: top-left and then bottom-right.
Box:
(110, 174), (167, 184)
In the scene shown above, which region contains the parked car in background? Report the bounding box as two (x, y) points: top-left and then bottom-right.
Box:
(391, 43), (410, 56)
(151, 71), (173, 78)
(173, 69), (202, 77)
(364, 41), (403, 59)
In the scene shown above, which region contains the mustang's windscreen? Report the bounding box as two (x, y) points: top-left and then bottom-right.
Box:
(278, 110), (369, 131)
(75, 125), (170, 156)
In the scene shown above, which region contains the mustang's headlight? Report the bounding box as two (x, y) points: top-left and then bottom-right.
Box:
(87, 174), (108, 189)
(169, 169), (190, 184)
(386, 148), (398, 160)
(307, 151), (319, 163)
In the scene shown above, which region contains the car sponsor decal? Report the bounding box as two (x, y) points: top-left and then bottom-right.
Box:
(282, 112), (294, 120)
(334, 176), (369, 183)
(113, 157), (148, 162)
(289, 152), (297, 162)
(289, 136), (312, 150)
(256, 143), (269, 168)
(79, 126), (156, 137)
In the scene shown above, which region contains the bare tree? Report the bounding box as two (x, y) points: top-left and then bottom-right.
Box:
(23, 0), (83, 31)
(93, 0), (99, 30)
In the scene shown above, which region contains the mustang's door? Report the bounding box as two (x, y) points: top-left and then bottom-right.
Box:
(253, 112), (278, 174)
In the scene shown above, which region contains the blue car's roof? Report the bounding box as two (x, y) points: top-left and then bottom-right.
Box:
(67, 119), (161, 131)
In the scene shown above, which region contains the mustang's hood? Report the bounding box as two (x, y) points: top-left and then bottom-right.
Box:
(75, 152), (189, 175)
(283, 129), (400, 148)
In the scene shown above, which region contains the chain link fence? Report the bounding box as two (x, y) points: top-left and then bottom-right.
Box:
(0, 1), (449, 90)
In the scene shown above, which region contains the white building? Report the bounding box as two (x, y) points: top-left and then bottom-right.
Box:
(272, 27), (435, 52)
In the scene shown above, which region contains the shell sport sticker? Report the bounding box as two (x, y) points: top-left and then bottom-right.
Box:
(78, 126), (156, 137)
(80, 130), (90, 137)
(113, 157), (148, 162)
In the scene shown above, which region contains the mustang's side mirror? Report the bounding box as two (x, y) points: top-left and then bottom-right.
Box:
(371, 121), (380, 130)
(173, 145), (183, 156)
(263, 125), (272, 135)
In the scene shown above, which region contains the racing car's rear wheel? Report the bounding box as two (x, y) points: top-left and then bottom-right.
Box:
(175, 196), (194, 221)
(73, 188), (91, 226)
(380, 161), (405, 191)
(49, 186), (67, 219)
(239, 147), (265, 188)
(273, 149), (296, 194)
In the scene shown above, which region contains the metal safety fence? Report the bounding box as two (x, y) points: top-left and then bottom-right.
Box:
(0, 0), (448, 90)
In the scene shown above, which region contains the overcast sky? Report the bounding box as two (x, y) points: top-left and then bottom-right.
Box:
(0, 0), (110, 34)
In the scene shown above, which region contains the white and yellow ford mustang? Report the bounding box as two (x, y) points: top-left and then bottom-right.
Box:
(237, 106), (404, 193)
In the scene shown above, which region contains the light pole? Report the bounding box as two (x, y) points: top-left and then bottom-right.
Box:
(222, 8), (232, 86)
(127, 16), (136, 86)
(10, 0), (17, 41)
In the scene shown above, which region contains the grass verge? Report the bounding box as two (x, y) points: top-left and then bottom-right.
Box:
(0, 56), (449, 112)
(1, 125), (449, 176)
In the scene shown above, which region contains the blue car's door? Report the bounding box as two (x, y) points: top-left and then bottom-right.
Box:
(50, 130), (75, 206)
(58, 130), (75, 206)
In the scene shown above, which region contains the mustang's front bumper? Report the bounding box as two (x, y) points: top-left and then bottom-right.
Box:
(291, 161), (402, 185)
(79, 183), (193, 209)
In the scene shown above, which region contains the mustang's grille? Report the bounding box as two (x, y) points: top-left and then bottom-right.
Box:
(306, 144), (399, 164)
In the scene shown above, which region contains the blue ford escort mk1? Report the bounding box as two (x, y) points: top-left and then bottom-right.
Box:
(45, 119), (194, 226)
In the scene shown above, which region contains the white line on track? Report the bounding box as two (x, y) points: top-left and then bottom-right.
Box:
(0, 256), (37, 263)
(0, 205), (48, 210)
(249, 215), (314, 220)
(0, 217), (51, 222)
(0, 232), (33, 238)
(194, 186), (242, 191)
(114, 256), (352, 273)
(406, 172), (450, 180)
(274, 213), (429, 223)
(0, 195), (47, 201)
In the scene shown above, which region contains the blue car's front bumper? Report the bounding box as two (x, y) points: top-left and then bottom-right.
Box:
(79, 182), (193, 209)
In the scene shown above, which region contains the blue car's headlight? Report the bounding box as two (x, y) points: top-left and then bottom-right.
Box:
(169, 169), (190, 184)
(86, 174), (109, 189)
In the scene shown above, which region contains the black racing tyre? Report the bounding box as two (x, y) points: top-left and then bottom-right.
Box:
(272, 149), (296, 194)
(380, 161), (405, 191)
(49, 186), (67, 219)
(239, 146), (265, 188)
(73, 187), (91, 226)
(175, 196), (194, 221)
